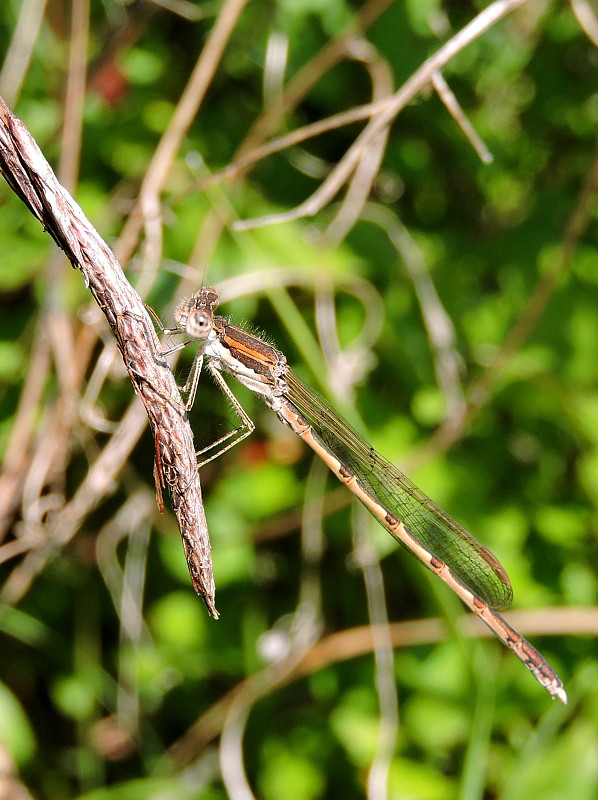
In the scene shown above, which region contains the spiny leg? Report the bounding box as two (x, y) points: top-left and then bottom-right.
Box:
(194, 364), (255, 468)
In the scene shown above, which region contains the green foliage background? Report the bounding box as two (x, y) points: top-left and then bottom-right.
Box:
(1, 1), (597, 798)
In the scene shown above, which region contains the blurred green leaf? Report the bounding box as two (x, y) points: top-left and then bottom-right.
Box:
(77, 777), (213, 800)
(51, 673), (97, 722)
(388, 758), (453, 800)
(0, 680), (36, 765)
(533, 505), (588, 547)
(329, 688), (380, 767)
(148, 591), (207, 651)
(259, 741), (325, 800)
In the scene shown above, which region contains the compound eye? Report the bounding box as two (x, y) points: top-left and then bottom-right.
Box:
(187, 311), (212, 339)
(197, 313), (210, 331)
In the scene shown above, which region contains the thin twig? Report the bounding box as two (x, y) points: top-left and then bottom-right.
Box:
(169, 605), (593, 766)
(320, 37), (394, 245)
(352, 507), (399, 800)
(232, 0), (528, 231)
(415, 122), (598, 465)
(359, 203), (465, 419)
(571, 0), (598, 46)
(116, 0), (251, 270)
(0, 334), (52, 543)
(432, 70), (493, 164)
(0, 0), (48, 106)
(183, 0), (396, 274)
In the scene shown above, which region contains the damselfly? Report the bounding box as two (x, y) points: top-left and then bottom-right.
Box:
(157, 287), (566, 703)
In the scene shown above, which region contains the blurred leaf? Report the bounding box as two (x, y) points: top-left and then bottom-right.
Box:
(388, 757), (453, 800)
(0, 680), (36, 765)
(329, 687), (380, 767)
(77, 777), (212, 800)
(259, 741), (325, 800)
(0, 341), (24, 381)
(51, 673), (97, 722)
(533, 505), (588, 547)
(148, 591), (207, 651)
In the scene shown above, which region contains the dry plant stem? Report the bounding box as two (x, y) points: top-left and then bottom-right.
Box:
(352, 508), (399, 800)
(320, 37), (393, 246)
(361, 203), (465, 419)
(169, 604), (588, 766)
(236, 0), (396, 159)
(0, 0), (48, 106)
(59, 0), (89, 193)
(0, 337), (51, 542)
(22, 1), (92, 552)
(417, 123), (598, 463)
(0, 98), (217, 616)
(432, 71), (493, 164)
(219, 703), (257, 800)
(233, 0), (529, 231)
(186, 0), (395, 272)
(572, 0), (598, 46)
(116, 0), (250, 269)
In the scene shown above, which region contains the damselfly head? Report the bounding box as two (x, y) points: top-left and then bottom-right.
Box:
(174, 287), (219, 340)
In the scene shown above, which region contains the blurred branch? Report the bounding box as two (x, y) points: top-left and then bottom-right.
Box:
(0, 332), (52, 543)
(185, 0), (395, 273)
(116, 0), (251, 273)
(432, 70), (493, 164)
(0, 98), (217, 616)
(58, 0), (89, 195)
(352, 507), (399, 800)
(319, 36), (394, 245)
(218, 462), (327, 800)
(169, 605), (594, 766)
(571, 0), (598, 47)
(361, 203), (465, 419)
(232, 0), (528, 231)
(415, 123), (598, 466)
(0, 0), (48, 106)
(0, 741), (34, 800)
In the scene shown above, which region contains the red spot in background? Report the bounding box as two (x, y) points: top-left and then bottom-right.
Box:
(238, 439), (269, 468)
(90, 60), (129, 106)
